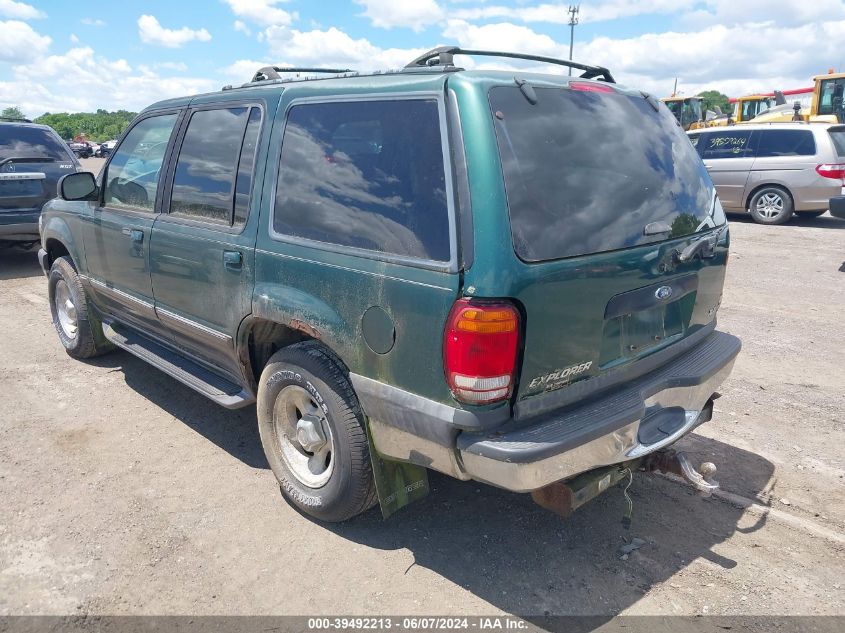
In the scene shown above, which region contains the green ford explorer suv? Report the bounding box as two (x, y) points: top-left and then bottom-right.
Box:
(38, 47), (740, 522)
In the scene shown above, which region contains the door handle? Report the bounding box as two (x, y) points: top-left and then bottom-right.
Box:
(223, 250), (243, 269)
(122, 227), (144, 243)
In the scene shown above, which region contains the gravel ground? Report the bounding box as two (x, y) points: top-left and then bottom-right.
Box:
(0, 197), (843, 616)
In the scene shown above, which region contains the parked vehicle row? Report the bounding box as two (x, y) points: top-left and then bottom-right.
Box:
(67, 140), (93, 158)
(38, 47), (739, 523)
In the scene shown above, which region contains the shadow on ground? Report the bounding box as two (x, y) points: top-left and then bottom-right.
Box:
(0, 245), (41, 281)
(85, 351), (267, 469)
(728, 211), (845, 229)
(91, 349), (775, 621)
(324, 433), (773, 618)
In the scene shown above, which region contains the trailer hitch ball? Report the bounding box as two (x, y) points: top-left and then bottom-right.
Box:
(699, 461), (717, 479)
(643, 449), (720, 496)
(674, 452), (719, 496)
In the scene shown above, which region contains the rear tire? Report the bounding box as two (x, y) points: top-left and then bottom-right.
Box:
(257, 341), (377, 522)
(48, 256), (110, 359)
(749, 186), (793, 225)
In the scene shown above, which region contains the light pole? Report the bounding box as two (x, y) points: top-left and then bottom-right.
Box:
(568, 5), (580, 76)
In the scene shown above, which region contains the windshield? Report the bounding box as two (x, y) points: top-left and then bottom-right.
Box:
(490, 85), (717, 262)
(0, 125), (72, 161)
(818, 78), (845, 123)
(688, 99), (702, 125)
(742, 98), (771, 120)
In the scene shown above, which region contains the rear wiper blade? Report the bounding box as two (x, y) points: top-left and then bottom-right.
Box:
(0, 156), (57, 167)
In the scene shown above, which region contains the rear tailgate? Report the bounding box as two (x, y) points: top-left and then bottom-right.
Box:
(486, 81), (727, 416)
(0, 159), (75, 214)
(0, 171), (48, 211)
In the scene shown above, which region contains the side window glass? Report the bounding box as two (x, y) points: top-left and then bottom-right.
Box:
(104, 114), (178, 211)
(688, 133), (701, 150)
(169, 107), (250, 224)
(700, 131), (753, 160)
(234, 108), (262, 226)
(757, 130), (816, 157)
(273, 99), (450, 262)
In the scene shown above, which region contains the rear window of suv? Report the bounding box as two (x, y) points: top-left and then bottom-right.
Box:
(0, 125), (72, 161)
(489, 85), (716, 262)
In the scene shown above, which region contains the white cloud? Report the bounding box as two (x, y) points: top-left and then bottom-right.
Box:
(685, 0), (845, 27)
(80, 17), (106, 27)
(222, 0), (296, 26)
(0, 20), (51, 63)
(0, 0), (44, 20)
(443, 19), (561, 57)
(220, 59), (271, 81)
(449, 0), (845, 27)
(450, 1), (696, 24)
(0, 46), (217, 118)
(137, 15), (211, 48)
(233, 20), (251, 35)
(354, 0), (442, 31)
(69, 33), (79, 43)
(263, 25), (426, 71)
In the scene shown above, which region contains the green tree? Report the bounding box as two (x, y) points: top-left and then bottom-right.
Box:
(32, 110), (137, 142)
(1, 106), (26, 120)
(697, 90), (731, 115)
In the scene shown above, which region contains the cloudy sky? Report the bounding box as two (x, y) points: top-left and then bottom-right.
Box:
(1, 0), (843, 118)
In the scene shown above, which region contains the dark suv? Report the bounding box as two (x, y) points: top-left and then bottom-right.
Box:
(38, 48), (740, 522)
(1, 121), (79, 246)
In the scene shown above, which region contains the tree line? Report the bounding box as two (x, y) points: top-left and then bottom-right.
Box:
(2, 106), (136, 142)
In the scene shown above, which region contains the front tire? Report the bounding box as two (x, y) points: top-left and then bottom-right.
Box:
(48, 256), (110, 359)
(257, 342), (377, 522)
(749, 186), (793, 225)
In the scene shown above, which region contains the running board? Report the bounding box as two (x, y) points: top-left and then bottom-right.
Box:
(102, 322), (255, 409)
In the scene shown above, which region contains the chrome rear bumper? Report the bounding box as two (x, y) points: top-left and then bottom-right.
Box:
(457, 331), (740, 492)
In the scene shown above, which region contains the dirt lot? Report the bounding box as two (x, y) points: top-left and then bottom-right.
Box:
(0, 189), (843, 616)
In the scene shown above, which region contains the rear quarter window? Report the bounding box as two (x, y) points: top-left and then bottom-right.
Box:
(756, 129), (816, 157)
(273, 99), (451, 262)
(829, 127), (845, 157)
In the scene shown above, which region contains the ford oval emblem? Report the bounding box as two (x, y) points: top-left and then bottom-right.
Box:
(655, 285), (673, 300)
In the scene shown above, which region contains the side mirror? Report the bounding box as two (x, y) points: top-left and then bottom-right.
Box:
(58, 172), (98, 201)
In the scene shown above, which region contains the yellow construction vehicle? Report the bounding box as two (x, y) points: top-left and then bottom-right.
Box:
(660, 96), (706, 130)
(752, 71), (845, 123)
(705, 93), (785, 127)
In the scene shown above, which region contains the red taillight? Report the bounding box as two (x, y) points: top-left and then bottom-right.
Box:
(816, 163), (845, 184)
(569, 81), (615, 93)
(444, 298), (520, 405)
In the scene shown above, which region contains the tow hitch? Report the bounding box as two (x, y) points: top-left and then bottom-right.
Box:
(643, 449), (719, 495)
(530, 449), (719, 519)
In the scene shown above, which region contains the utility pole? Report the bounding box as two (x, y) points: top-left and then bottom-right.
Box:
(568, 5), (579, 76)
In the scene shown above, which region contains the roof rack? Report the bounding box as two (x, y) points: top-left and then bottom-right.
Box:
(250, 66), (355, 83)
(404, 46), (615, 83)
(0, 116), (32, 123)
